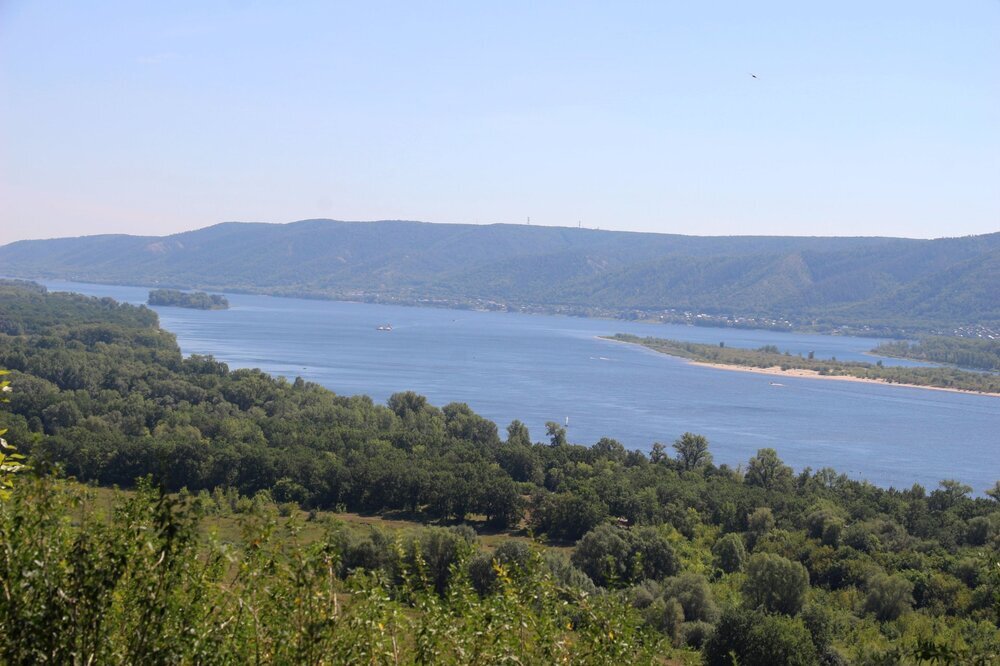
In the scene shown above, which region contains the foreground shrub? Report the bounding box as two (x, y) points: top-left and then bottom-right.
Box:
(0, 475), (667, 665)
(703, 607), (817, 666)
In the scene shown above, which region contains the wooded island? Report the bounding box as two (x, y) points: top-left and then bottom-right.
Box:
(148, 288), (229, 310)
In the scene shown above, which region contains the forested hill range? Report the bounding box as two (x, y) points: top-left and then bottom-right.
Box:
(2, 219), (998, 335)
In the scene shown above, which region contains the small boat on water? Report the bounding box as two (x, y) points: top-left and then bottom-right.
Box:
(376, 324), (392, 331)
(769, 381), (784, 387)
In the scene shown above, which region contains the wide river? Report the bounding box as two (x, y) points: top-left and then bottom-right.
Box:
(42, 280), (999, 494)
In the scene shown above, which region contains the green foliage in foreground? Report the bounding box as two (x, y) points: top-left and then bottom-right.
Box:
(0, 370), (27, 500)
(610, 334), (1000, 394)
(0, 477), (665, 665)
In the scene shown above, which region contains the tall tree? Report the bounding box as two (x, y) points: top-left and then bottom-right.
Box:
(505, 420), (531, 447)
(544, 422), (567, 447)
(673, 432), (712, 471)
(745, 448), (793, 491)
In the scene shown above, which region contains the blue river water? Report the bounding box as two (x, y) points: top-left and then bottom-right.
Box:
(40, 280), (999, 494)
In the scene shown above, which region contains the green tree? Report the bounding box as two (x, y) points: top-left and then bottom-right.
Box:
(478, 473), (523, 528)
(712, 533), (747, 573)
(630, 526), (679, 582)
(572, 524), (631, 587)
(743, 552), (809, 615)
(572, 524), (677, 588)
(863, 572), (914, 622)
(467, 540), (532, 595)
(466, 552), (496, 596)
(531, 491), (607, 541)
(966, 515), (993, 546)
(387, 390), (430, 418)
(746, 506), (775, 550)
(842, 522), (881, 553)
(930, 479), (972, 511)
(647, 597), (685, 644)
(649, 442), (667, 464)
(408, 526), (475, 596)
(663, 573), (718, 623)
(443, 402), (499, 447)
(745, 448), (793, 491)
(673, 432), (712, 471)
(799, 602), (836, 653)
(496, 444), (539, 483)
(593, 437), (626, 462)
(704, 608), (818, 666)
(544, 421), (567, 447)
(505, 419), (531, 447)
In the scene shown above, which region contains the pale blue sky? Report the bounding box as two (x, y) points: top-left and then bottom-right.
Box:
(1, 1), (998, 245)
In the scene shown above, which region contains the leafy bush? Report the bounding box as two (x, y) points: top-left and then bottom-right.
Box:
(712, 532), (747, 573)
(663, 573), (718, 623)
(743, 552), (810, 615)
(571, 524), (678, 588)
(703, 608), (817, 666)
(0, 476), (665, 664)
(863, 572), (914, 622)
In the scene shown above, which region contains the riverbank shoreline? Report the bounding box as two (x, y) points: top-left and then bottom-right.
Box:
(688, 361), (1000, 397)
(602, 336), (1000, 398)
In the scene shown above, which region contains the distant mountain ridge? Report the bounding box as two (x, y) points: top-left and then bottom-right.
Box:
(1, 219), (997, 332)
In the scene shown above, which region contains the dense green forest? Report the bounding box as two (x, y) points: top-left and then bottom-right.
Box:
(1, 219), (998, 334)
(148, 288), (229, 310)
(608, 334), (1000, 395)
(873, 337), (1000, 373)
(2, 282), (1000, 664)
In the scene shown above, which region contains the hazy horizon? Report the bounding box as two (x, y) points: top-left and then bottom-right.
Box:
(3, 216), (998, 247)
(2, 1), (998, 246)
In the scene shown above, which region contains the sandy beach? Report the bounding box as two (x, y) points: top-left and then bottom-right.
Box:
(687, 361), (1000, 398)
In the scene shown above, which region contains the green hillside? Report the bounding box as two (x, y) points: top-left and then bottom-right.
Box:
(2, 219), (997, 332)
